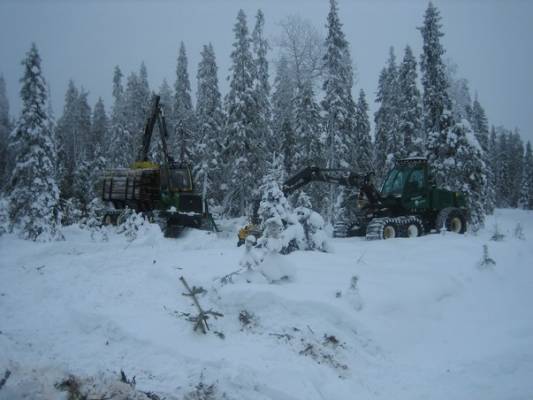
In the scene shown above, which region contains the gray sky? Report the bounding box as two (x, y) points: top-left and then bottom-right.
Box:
(1, 0), (532, 143)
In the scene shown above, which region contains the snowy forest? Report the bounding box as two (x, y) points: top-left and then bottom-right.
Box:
(0, 0), (532, 242)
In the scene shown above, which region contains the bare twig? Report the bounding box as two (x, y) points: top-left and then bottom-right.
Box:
(0, 370), (11, 391)
(179, 276), (223, 334)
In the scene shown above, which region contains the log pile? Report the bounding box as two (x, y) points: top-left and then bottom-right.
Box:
(100, 168), (161, 202)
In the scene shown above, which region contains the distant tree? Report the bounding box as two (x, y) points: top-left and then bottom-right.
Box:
(8, 44), (62, 241)
(195, 43), (224, 205)
(0, 75), (13, 190)
(271, 56), (296, 174)
(252, 9), (272, 157)
(397, 45), (423, 157)
(353, 89), (373, 172)
(470, 94), (495, 214)
(518, 141), (533, 209)
(277, 15), (324, 88)
(223, 10), (259, 216)
(507, 130), (524, 207)
(419, 2), (455, 186)
(56, 80), (80, 198)
(108, 65), (127, 166)
(174, 42), (196, 164)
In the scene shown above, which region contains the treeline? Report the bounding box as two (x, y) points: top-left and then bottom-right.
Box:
(0, 0), (532, 241)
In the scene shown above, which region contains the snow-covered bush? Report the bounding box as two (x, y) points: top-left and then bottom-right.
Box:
(239, 235), (262, 270)
(514, 222), (525, 240)
(80, 199), (108, 242)
(257, 160), (302, 254)
(294, 206), (329, 252)
(60, 197), (83, 226)
(117, 208), (147, 242)
(490, 224), (505, 242)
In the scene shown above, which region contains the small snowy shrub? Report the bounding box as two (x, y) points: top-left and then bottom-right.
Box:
(80, 199), (108, 242)
(294, 206), (329, 252)
(477, 244), (496, 270)
(514, 223), (525, 240)
(117, 208), (147, 242)
(490, 224), (505, 242)
(60, 197), (83, 226)
(346, 275), (363, 310)
(239, 235), (262, 270)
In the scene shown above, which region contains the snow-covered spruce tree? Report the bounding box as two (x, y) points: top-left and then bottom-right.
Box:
(322, 0), (357, 221)
(56, 80), (79, 199)
(507, 130), (524, 208)
(353, 89), (373, 173)
(292, 79), (325, 210)
(470, 94), (495, 214)
(518, 141), (533, 210)
(450, 121), (487, 230)
(107, 66), (128, 167)
(8, 44), (63, 241)
(494, 128), (511, 207)
(397, 45), (423, 157)
(195, 43), (225, 206)
(488, 125), (499, 205)
(258, 155), (301, 254)
(174, 42), (196, 164)
(252, 9), (272, 157)
(271, 56), (296, 175)
(419, 2), (455, 187)
(374, 48), (401, 184)
(293, 79), (323, 168)
(0, 75), (13, 190)
(223, 10), (260, 216)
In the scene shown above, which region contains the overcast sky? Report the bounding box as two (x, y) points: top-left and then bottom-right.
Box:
(1, 0), (532, 143)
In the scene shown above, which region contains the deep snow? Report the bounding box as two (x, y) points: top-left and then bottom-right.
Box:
(1, 209), (532, 399)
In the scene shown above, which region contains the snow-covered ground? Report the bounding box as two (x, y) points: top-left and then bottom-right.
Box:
(1, 209), (532, 399)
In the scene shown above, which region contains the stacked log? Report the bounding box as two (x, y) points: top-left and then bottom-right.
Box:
(100, 168), (160, 203)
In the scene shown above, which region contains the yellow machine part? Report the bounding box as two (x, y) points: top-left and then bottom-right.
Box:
(131, 160), (160, 170)
(238, 223), (258, 240)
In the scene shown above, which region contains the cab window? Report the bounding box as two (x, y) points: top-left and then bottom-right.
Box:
(405, 168), (425, 194)
(381, 168), (408, 196)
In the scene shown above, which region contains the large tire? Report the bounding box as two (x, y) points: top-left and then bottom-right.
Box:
(400, 216), (424, 238)
(366, 218), (399, 240)
(435, 207), (467, 234)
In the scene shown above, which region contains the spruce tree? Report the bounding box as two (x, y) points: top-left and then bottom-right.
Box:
(419, 2), (455, 186)
(507, 130), (524, 207)
(195, 43), (224, 205)
(108, 66), (128, 167)
(518, 142), (533, 209)
(174, 42), (196, 164)
(495, 128), (511, 207)
(8, 44), (62, 241)
(322, 0), (357, 221)
(353, 89), (373, 173)
(223, 9), (259, 216)
(470, 95), (495, 213)
(271, 56), (296, 174)
(397, 45), (423, 157)
(56, 80), (80, 198)
(252, 9), (272, 156)
(0, 75), (12, 190)
(322, 0), (355, 172)
(374, 48), (400, 183)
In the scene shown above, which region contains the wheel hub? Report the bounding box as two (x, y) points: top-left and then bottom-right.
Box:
(383, 225), (396, 239)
